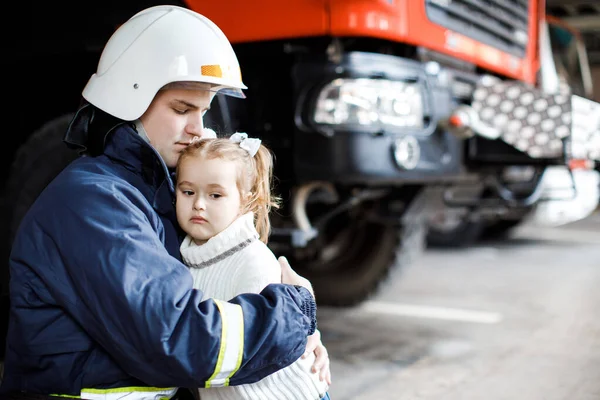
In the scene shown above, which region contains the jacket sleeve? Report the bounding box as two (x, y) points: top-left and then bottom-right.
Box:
(25, 178), (315, 388)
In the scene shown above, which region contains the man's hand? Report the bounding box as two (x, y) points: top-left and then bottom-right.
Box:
(279, 256), (314, 297)
(302, 329), (331, 385)
(280, 257), (330, 384)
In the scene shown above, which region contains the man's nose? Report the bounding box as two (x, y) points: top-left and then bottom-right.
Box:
(186, 116), (205, 137)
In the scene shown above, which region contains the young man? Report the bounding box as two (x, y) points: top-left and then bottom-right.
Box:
(1, 5), (329, 398)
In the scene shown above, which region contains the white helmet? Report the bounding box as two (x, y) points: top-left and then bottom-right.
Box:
(82, 5), (247, 121)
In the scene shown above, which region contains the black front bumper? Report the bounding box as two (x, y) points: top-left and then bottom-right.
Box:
(293, 129), (464, 184)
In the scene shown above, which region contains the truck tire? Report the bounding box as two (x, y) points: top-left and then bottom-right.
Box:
(0, 114), (79, 360)
(298, 210), (426, 307)
(481, 217), (525, 240)
(4, 114), (79, 246)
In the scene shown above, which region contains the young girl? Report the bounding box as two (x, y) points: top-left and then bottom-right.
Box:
(175, 132), (331, 400)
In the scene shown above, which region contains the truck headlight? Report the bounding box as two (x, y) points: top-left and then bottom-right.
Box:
(312, 78), (425, 131)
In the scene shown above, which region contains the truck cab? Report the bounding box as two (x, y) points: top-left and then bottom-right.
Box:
(1, 0), (549, 310)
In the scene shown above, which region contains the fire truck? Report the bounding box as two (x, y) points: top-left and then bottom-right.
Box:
(4, 0), (584, 316)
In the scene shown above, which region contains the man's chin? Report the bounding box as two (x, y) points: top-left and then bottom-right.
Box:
(163, 155), (179, 169)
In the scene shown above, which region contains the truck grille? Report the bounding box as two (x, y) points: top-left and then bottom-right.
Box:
(425, 0), (530, 57)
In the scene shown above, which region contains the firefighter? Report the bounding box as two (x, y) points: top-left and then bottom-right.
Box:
(0, 5), (328, 398)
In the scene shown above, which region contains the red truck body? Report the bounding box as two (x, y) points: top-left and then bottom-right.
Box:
(191, 0), (541, 83)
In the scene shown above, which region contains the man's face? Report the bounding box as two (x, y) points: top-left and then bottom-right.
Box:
(176, 156), (243, 245)
(140, 87), (215, 168)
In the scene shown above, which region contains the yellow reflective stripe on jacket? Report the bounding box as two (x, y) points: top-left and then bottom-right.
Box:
(205, 299), (244, 388)
(80, 386), (177, 400)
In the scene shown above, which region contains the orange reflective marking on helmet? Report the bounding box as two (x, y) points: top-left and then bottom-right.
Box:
(201, 65), (223, 78)
(201, 65), (242, 81)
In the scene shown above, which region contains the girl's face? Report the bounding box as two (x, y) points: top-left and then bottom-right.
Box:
(140, 87), (215, 168)
(176, 156), (244, 245)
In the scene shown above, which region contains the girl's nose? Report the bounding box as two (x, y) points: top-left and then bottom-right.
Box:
(193, 197), (205, 211)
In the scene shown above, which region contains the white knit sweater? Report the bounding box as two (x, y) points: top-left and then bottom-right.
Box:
(180, 213), (329, 400)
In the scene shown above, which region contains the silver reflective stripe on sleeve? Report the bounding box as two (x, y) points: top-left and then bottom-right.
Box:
(80, 386), (177, 399)
(205, 299), (245, 388)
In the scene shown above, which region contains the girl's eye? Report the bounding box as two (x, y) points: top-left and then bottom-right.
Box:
(182, 190), (194, 196)
(210, 193), (223, 199)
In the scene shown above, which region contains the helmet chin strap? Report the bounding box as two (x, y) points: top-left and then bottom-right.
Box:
(133, 120), (151, 144)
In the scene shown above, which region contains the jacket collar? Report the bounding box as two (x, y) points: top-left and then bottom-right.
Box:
(103, 124), (177, 214)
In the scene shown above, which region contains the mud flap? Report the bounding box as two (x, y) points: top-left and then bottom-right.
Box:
(459, 78), (572, 158)
(453, 78), (600, 163)
(570, 95), (600, 161)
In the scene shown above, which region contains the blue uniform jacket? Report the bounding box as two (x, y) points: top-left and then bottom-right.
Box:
(0, 125), (314, 395)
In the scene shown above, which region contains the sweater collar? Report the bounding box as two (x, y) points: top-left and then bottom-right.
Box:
(180, 212), (258, 268)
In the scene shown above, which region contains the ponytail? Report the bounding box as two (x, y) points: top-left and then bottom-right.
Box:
(246, 144), (280, 243)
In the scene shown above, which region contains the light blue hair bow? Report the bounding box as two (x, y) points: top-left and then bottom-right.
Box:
(229, 132), (261, 157)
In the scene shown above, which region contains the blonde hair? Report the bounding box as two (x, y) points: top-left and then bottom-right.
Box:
(176, 136), (281, 243)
